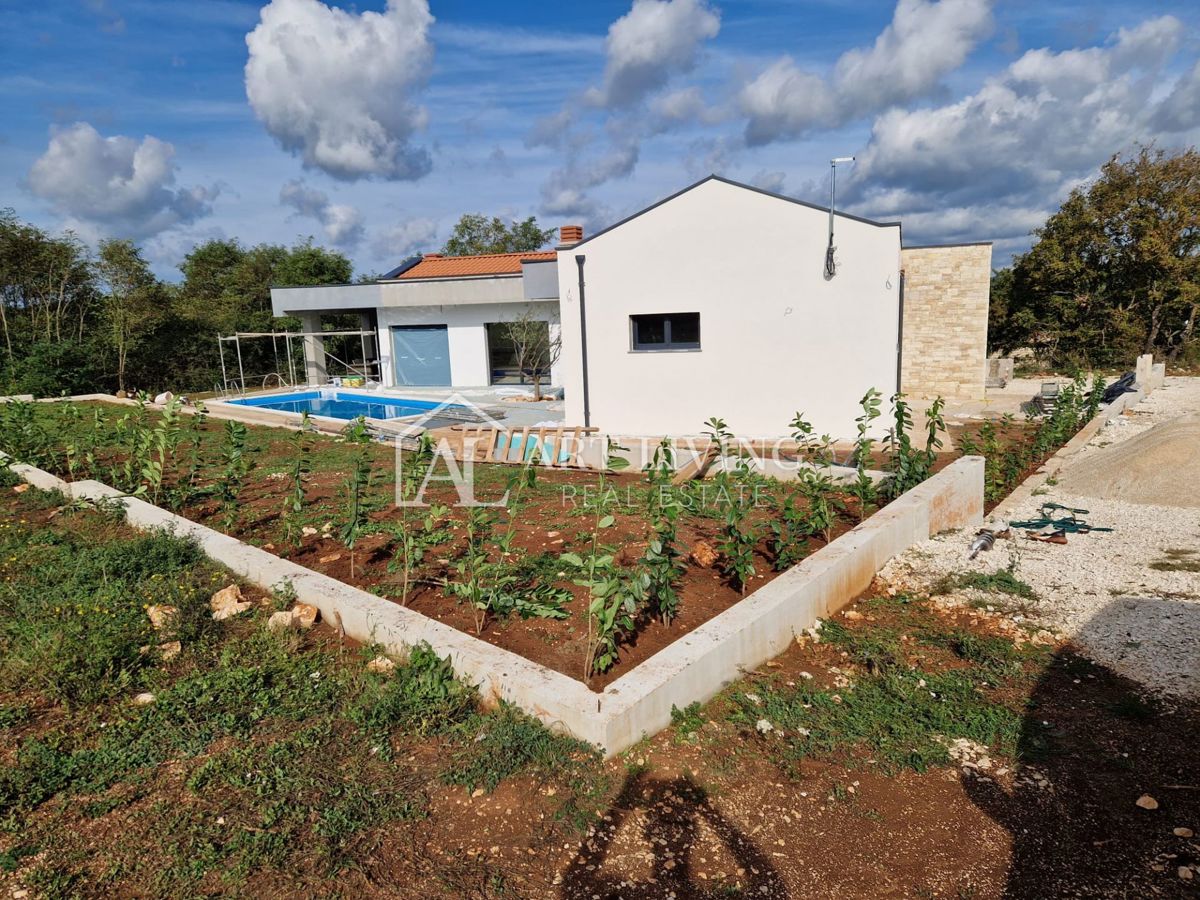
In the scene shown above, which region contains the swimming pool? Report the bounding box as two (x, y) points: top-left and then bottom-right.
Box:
(226, 390), (462, 422)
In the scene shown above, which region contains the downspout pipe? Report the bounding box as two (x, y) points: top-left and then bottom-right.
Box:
(896, 269), (906, 395)
(575, 254), (592, 428)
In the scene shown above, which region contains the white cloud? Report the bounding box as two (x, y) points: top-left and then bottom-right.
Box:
(245, 0), (434, 182)
(585, 0), (720, 109)
(852, 16), (1185, 204)
(536, 0), (720, 224)
(540, 142), (638, 224)
(845, 15), (1194, 248)
(750, 170), (787, 194)
(1154, 60), (1200, 133)
(26, 122), (215, 240)
(279, 179), (364, 248)
(371, 218), (439, 263)
(740, 0), (993, 144)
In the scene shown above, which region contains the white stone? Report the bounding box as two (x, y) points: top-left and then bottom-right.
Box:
(267, 610), (298, 633)
(366, 655), (396, 675)
(211, 584), (252, 621)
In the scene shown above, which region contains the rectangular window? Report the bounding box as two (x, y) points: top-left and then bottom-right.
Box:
(630, 312), (701, 351)
(485, 321), (551, 385)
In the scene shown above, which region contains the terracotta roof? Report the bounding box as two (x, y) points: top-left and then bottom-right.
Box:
(391, 250), (557, 280)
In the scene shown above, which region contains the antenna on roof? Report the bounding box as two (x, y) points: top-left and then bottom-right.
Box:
(825, 156), (855, 279)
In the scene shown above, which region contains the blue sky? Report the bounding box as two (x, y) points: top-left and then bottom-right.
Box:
(3, 0), (1198, 278)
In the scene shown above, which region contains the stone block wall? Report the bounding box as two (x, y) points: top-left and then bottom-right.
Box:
(899, 243), (992, 400)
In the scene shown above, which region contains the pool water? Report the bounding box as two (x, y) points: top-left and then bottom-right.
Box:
(227, 390), (460, 422)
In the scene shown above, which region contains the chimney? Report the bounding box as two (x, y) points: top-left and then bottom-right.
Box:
(559, 225), (584, 246)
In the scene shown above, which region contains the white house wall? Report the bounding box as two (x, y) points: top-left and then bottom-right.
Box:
(375, 301), (560, 388)
(556, 179), (902, 440)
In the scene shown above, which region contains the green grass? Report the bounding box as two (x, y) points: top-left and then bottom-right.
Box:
(730, 594), (1039, 774)
(0, 485), (603, 893)
(733, 669), (1023, 774)
(0, 510), (220, 707)
(669, 701), (706, 744)
(936, 568), (1039, 602)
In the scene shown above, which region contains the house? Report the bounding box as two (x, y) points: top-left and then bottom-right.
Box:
(269, 175), (991, 439)
(270, 249), (561, 389)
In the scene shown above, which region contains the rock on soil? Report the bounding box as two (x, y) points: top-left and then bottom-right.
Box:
(366, 655), (396, 675)
(292, 603), (319, 629)
(691, 540), (718, 568)
(210, 584), (252, 621)
(146, 604), (177, 631)
(267, 610), (299, 633)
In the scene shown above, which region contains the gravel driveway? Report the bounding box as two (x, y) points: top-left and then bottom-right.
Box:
(878, 377), (1200, 700)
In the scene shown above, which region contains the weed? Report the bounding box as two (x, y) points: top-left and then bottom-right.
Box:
(0, 843), (36, 873)
(734, 668), (1022, 774)
(351, 643), (476, 737)
(0, 521), (209, 707)
(820, 620), (906, 674)
(937, 569), (1038, 601)
(670, 701), (705, 744)
(0, 702), (31, 729)
(443, 704), (597, 794)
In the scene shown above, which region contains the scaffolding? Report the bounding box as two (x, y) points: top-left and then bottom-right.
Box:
(215, 329), (380, 397)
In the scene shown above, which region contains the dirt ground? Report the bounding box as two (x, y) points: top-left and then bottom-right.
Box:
(3, 473), (1199, 896)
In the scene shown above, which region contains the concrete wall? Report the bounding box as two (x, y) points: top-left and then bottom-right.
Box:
(521, 260), (559, 300)
(379, 275), (525, 307)
(376, 301), (560, 388)
(556, 177), (903, 440)
(5, 448), (982, 758)
(271, 282), (381, 317)
(899, 243), (992, 401)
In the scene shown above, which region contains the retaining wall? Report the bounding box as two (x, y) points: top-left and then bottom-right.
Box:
(4, 454), (983, 757)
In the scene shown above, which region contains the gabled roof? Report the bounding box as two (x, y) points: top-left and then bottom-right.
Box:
(381, 250), (557, 281)
(569, 174), (901, 251)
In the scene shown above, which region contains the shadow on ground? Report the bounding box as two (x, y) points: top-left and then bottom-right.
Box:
(558, 771), (788, 899)
(966, 597), (1200, 897)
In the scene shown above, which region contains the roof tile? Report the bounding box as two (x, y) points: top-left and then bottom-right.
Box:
(393, 250), (556, 280)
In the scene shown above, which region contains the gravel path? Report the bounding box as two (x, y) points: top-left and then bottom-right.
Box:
(879, 377), (1200, 700)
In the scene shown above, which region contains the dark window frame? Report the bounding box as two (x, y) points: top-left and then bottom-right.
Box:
(630, 312), (701, 352)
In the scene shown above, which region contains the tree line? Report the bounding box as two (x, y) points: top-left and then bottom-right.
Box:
(0, 211), (554, 398)
(0, 210), (353, 397)
(989, 146), (1200, 371)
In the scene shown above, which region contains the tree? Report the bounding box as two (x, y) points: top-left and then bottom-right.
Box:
(171, 238), (353, 391)
(993, 146), (1200, 368)
(96, 239), (162, 393)
(503, 308), (560, 400)
(441, 214), (555, 256)
(0, 210), (95, 367)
